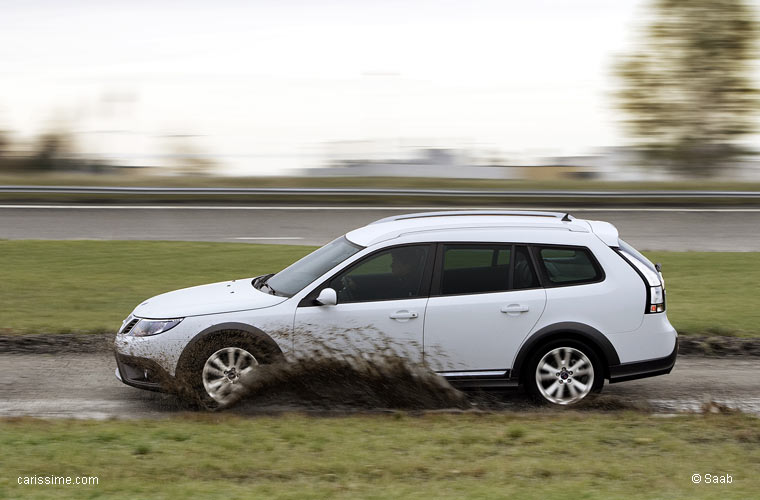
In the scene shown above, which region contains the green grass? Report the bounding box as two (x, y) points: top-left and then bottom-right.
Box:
(0, 413), (758, 499)
(646, 252), (760, 336)
(0, 241), (315, 334)
(1, 241), (759, 336)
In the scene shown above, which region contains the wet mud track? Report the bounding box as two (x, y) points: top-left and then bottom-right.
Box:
(1, 353), (759, 418)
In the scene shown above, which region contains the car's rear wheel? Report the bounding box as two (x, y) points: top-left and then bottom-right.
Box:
(527, 340), (603, 405)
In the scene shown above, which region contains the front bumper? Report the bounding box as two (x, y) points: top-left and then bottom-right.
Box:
(114, 352), (174, 392)
(608, 337), (679, 383)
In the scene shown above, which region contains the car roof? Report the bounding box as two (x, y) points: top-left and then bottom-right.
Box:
(345, 210), (620, 247)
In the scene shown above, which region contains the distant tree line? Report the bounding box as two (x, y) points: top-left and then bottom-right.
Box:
(0, 129), (112, 173)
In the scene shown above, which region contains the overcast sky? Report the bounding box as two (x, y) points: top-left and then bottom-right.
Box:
(0, 0), (672, 174)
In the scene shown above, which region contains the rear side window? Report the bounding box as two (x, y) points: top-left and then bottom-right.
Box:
(441, 245), (511, 295)
(536, 246), (602, 285)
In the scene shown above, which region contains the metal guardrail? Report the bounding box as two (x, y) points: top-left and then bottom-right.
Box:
(1, 185), (759, 198)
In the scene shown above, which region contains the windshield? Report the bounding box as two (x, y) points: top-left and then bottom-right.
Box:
(265, 236), (363, 297)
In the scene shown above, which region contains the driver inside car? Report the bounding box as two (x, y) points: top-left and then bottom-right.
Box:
(338, 246), (428, 301)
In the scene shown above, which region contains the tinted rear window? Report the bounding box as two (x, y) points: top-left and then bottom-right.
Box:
(537, 246), (601, 285)
(618, 239), (657, 274)
(441, 245), (511, 295)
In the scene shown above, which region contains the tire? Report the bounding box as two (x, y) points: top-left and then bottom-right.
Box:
(526, 339), (604, 405)
(179, 331), (277, 410)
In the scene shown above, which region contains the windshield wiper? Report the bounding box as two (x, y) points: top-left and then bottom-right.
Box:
(253, 273), (274, 290)
(253, 273), (280, 295)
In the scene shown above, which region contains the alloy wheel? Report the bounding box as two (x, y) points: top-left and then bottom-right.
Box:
(535, 346), (594, 405)
(202, 347), (258, 405)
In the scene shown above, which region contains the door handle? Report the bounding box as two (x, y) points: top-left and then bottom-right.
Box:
(501, 304), (529, 314)
(390, 310), (419, 320)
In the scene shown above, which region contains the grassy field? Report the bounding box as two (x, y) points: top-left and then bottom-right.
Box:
(0, 241), (313, 334)
(1, 412), (758, 499)
(1, 240), (759, 335)
(646, 251), (760, 335)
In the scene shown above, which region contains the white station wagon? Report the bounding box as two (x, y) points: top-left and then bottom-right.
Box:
(115, 210), (678, 407)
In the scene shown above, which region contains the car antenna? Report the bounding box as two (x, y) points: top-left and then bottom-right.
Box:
(561, 213), (572, 222)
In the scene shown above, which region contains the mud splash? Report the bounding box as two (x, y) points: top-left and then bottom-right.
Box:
(225, 354), (470, 411)
(189, 326), (468, 411)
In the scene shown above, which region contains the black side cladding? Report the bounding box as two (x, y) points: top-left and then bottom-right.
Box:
(510, 322), (621, 382)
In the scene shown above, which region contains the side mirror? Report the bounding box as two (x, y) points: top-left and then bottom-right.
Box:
(315, 288), (337, 306)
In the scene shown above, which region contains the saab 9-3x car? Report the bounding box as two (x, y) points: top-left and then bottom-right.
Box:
(115, 210), (677, 407)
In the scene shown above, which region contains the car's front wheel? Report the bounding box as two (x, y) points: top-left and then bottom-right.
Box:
(181, 332), (273, 409)
(201, 346), (258, 406)
(527, 341), (603, 405)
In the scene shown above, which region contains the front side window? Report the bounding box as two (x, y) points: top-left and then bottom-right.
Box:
(537, 246), (601, 285)
(266, 236), (362, 296)
(441, 245), (511, 295)
(330, 245), (430, 303)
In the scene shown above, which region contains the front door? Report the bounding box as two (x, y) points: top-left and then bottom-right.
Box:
(293, 244), (434, 361)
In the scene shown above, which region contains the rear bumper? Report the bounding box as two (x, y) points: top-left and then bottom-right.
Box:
(114, 352), (174, 392)
(608, 337), (678, 383)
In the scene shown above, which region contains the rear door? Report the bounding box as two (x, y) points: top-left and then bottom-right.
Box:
(423, 244), (546, 374)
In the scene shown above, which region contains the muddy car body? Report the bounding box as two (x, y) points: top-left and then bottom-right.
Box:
(115, 210), (678, 406)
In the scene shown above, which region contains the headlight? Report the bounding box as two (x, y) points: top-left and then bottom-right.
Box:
(130, 318), (183, 337)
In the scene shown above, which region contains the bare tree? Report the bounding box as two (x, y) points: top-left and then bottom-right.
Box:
(32, 131), (73, 170)
(0, 130), (8, 157)
(615, 0), (759, 176)
(166, 137), (218, 176)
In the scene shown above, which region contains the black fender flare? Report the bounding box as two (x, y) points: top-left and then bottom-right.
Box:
(175, 322), (284, 378)
(509, 322), (620, 383)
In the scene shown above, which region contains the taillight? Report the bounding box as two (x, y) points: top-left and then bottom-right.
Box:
(615, 243), (666, 315)
(648, 285), (665, 313)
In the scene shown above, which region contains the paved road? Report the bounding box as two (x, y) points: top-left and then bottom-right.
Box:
(2, 205), (760, 250)
(0, 353), (757, 418)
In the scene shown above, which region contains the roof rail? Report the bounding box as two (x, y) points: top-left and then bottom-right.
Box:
(370, 210), (573, 225)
